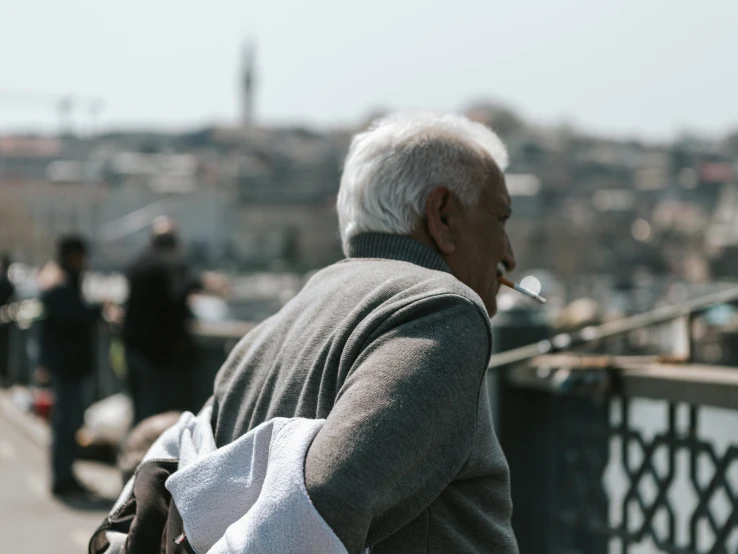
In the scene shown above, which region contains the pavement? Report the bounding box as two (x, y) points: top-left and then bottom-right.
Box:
(0, 388), (122, 553)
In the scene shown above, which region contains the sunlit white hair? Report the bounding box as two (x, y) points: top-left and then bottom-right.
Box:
(337, 112), (508, 255)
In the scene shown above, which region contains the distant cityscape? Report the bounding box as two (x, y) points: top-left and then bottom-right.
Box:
(1, 46), (737, 305)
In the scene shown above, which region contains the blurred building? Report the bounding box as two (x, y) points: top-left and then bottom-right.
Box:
(0, 122), (346, 271)
(0, 97), (736, 284)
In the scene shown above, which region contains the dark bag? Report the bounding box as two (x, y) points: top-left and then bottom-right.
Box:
(89, 459), (196, 554)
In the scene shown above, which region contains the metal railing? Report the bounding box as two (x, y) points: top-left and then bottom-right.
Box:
(0, 300), (251, 410)
(494, 287), (738, 554)
(490, 285), (738, 369)
(3, 287), (738, 553)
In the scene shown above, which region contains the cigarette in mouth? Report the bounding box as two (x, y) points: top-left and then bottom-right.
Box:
(496, 264), (547, 304)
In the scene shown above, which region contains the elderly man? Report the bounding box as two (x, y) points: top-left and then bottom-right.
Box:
(209, 113), (518, 553)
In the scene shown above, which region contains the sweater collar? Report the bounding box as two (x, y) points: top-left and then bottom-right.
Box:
(346, 233), (451, 274)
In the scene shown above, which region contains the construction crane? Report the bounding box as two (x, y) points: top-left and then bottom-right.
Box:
(0, 89), (105, 136)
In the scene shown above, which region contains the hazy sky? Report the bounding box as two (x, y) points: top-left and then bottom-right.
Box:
(2, 0), (737, 139)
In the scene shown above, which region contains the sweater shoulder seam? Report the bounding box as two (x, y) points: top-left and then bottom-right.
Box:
(362, 290), (492, 470)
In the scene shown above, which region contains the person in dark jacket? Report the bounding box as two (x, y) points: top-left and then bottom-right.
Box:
(122, 218), (203, 425)
(39, 236), (99, 496)
(0, 254), (15, 386)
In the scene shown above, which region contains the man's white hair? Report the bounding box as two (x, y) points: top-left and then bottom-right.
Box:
(337, 112), (508, 255)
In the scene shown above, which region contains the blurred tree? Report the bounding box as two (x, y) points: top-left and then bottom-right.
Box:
(463, 101), (526, 137)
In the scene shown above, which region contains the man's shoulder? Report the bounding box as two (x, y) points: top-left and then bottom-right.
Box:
(319, 257), (488, 314)
(127, 254), (174, 285)
(41, 283), (67, 300)
(128, 253), (161, 273)
(291, 257), (492, 353)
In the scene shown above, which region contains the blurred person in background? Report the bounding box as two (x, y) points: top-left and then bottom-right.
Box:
(0, 254), (13, 305)
(0, 254), (15, 386)
(122, 217), (226, 424)
(39, 235), (99, 496)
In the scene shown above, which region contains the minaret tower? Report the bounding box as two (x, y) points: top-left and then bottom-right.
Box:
(241, 41), (256, 125)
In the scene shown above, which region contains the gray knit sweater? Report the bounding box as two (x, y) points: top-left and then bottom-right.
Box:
(210, 233), (519, 554)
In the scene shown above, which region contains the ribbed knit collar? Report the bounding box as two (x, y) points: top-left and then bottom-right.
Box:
(346, 233), (451, 274)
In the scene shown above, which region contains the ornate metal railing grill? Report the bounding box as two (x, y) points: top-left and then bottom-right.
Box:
(551, 395), (738, 554)
(494, 286), (738, 554)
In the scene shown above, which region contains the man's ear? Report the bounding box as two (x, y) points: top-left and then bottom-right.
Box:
(425, 187), (456, 255)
